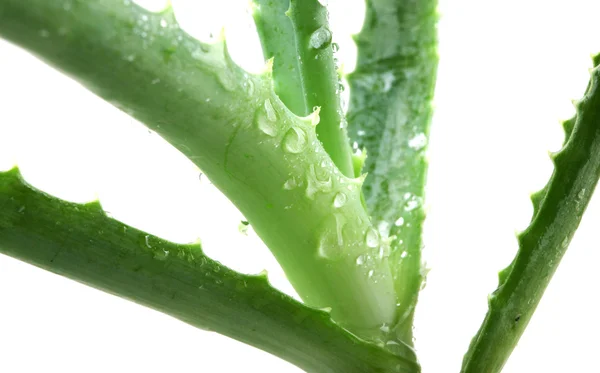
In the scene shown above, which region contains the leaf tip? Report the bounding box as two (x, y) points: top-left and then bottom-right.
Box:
(350, 172), (367, 187)
(262, 57), (274, 76)
(305, 106), (321, 127)
(592, 52), (600, 68)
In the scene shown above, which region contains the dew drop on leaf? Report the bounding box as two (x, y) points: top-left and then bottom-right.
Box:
(318, 214), (346, 260)
(309, 26), (332, 50)
(153, 249), (169, 261)
(365, 228), (380, 248)
(264, 98), (277, 122)
(577, 188), (586, 202)
(408, 133), (427, 150)
(333, 192), (347, 208)
(283, 177), (298, 190)
(256, 99), (278, 136)
(244, 79), (255, 96)
(282, 127), (307, 154)
(356, 255), (365, 265)
(306, 164), (333, 199)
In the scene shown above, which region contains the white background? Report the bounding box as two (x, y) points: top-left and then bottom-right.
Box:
(1, 0), (599, 372)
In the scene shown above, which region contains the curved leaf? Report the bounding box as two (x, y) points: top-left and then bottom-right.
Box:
(346, 0), (438, 343)
(0, 167), (418, 373)
(461, 56), (600, 373)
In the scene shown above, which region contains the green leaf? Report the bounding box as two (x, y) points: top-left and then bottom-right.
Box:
(251, 0), (306, 116)
(0, 167), (418, 373)
(461, 57), (600, 373)
(346, 0), (438, 344)
(252, 0), (355, 177)
(0, 0), (406, 342)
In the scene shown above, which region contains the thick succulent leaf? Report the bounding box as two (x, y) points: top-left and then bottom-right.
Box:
(0, 0), (406, 338)
(252, 0), (355, 177)
(252, 0), (306, 116)
(346, 0), (438, 343)
(0, 168), (419, 373)
(461, 57), (600, 373)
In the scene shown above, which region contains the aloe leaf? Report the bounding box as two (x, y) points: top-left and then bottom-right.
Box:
(251, 0), (305, 116)
(252, 0), (354, 177)
(0, 0), (408, 342)
(346, 0), (438, 343)
(0, 167), (418, 373)
(461, 56), (600, 373)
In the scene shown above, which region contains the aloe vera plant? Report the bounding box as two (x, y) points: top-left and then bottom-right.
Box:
(1, 0), (599, 372)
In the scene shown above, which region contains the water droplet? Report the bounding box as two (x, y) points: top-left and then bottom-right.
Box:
(404, 194), (421, 212)
(264, 98), (277, 122)
(405, 199), (419, 211)
(333, 192), (347, 208)
(154, 248), (170, 261)
(331, 42), (340, 52)
(356, 255), (365, 265)
(357, 130), (366, 136)
(306, 164), (333, 199)
(394, 217), (405, 226)
(145, 235), (152, 248)
(385, 340), (407, 356)
(18, 206), (25, 213)
(39, 29), (50, 38)
(365, 228), (380, 248)
(368, 269), (374, 278)
(577, 188), (586, 201)
(561, 236), (569, 249)
(309, 27), (332, 49)
(125, 54), (136, 62)
(283, 177), (298, 190)
(380, 323), (390, 333)
(282, 127), (307, 153)
(244, 79), (255, 96)
(160, 19), (168, 28)
(151, 78), (160, 84)
(379, 244), (390, 259)
(400, 251), (408, 258)
(377, 221), (390, 237)
(318, 214), (346, 260)
(256, 99), (278, 136)
(408, 133), (427, 150)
